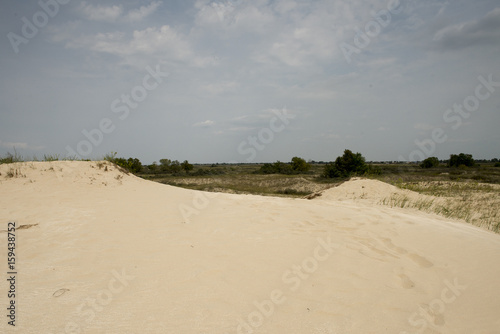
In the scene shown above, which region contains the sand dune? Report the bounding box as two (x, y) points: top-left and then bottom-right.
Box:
(1, 161), (499, 333)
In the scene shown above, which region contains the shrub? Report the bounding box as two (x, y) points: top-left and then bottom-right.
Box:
(495, 162), (500, 167)
(291, 157), (311, 173)
(323, 149), (368, 178)
(256, 161), (294, 175)
(0, 150), (23, 164)
(159, 159), (172, 172)
(322, 162), (340, 178)
(170, 160), (182, 174)
(420, 157), (440, 168)
(111, 157), (143, 173)
(274, 161), (294, 174)
(257, 157), (310, 175)
(181, 160), (194, 173)
(103, 152), (118, 162)
(258, 163), (278, 174)
(448, 153), (475, 167)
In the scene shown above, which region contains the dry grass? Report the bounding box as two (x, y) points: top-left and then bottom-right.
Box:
(156, 174), (336, 197)
(382, 181), (500, 233)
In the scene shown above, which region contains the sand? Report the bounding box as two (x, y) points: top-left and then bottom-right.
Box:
(1, 161), (499, 333)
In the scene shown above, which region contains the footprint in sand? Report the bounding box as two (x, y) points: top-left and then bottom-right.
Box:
(398, 273), (415, 289)
(407, 253), (434, 268)
(393, 268), (415, 289)
(359, 240), (399, 259)
(378, 238), (434, 268)
(380, 237), (408, 255)
(420, 304), (446, 326)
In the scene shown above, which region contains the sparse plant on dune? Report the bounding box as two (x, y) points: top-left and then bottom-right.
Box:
(43, 154), (59, 161)
(0, 149), (23, 164)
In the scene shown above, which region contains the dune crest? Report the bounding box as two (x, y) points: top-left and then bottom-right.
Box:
(318, 178), (412, 202)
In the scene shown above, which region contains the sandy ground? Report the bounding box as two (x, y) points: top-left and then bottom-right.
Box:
(1, 161), (499, 334)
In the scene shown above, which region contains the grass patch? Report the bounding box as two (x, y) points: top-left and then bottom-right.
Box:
(43, 154), (60, 161)
(0, 150), (23, 164)
(383, 181), (500, 233)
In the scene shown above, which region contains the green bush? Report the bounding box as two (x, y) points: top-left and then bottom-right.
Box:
(448, 153), (475, 167)
(170, 160), (182, 174)
(256, 161), (294, 175)
(291, 157), (311, 173)
(323, 149), (368, 178)
(420, 157), (440, 168)
(256, 157), (311, 175)
(322, 162), (341, 178)
(106, 154), (143, 174)
(181, 160), (194, 173)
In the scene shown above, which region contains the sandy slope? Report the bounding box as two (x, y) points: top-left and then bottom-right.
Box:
(1, 161), (499, 334)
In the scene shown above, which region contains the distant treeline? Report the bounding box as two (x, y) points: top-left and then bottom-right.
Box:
(2, 150), (499, 176)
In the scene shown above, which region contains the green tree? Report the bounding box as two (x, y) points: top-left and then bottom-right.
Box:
(322, 162), (340, 178)
(181, 160), (194, 173)
(112, 157), (142, 173)
(420, 157), (440, 168)
(170, 160), (182, 174)
(148, 162), (158, 174)
(335, 149), (368, 177)
(291, 157), (311, 173)
(159, 159), (171, 172)
(322, 149), (368, 178)
(448, 153), (475, 167)
(273, 161), (293, 174)
(127, 158), (142, 173)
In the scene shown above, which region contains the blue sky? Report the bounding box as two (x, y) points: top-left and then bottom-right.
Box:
(1, 0), (499, 163)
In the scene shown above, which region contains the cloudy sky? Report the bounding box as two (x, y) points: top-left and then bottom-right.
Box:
(1, 0), (499, 164)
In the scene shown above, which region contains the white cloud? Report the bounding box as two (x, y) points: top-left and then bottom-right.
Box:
(79, 2), (123, 22)
(124, 1), (162, 22)
(433, 7), (500, 50)
(62, 25), (214, 68)
(0, 141), (45, 150)
(78, 1), (162, 23)
(193, 120), (215, 127)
